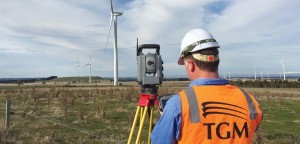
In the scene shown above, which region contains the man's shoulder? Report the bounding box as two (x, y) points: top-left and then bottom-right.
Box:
(167, 93), (181, 106)
(162, 93), (181, 116)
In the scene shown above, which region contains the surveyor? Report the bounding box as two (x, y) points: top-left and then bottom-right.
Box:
(151, 29), (263, 143)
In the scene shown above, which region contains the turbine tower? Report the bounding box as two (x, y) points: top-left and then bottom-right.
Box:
(76, 59), (80, 82)
(85, 56), (92, 83)
(105, 0), (123, 86)
(279, 57), (286, 80)
(253, 66), (257, 80)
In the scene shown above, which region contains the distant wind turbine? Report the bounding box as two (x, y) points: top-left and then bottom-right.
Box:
(85, 56), (92, 83)
(253, 66), (257, 80)
(279, 73), (282, 79)
(76, 59), (80, 81)
(279, 57), (286, 80)
(105, 0), (123, 86)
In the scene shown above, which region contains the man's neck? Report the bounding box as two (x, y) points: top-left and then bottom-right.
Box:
(190, 69), (219, 81)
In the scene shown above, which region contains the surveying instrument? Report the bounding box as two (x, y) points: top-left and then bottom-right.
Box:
(127, 41), (163, 144)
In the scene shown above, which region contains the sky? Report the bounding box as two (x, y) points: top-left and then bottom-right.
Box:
(0, 0), (299, 78)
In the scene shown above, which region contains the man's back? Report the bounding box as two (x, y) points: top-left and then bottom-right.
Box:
(178, 85), (263, 143)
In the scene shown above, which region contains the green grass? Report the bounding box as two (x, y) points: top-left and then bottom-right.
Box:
(0, 86), (149, 143)
(0, 85), (299, 143)
(257, 98), (300, 143)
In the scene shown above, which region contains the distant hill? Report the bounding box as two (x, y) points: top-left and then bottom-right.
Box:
(0, 76), (106, 84)
(0, 76), (57, 83)
(49, 76), (104, 83)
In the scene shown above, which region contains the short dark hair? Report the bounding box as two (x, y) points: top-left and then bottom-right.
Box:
(184, 48), (219, 72)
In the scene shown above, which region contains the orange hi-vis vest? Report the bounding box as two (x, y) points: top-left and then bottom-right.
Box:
(178, 85), (263, 144)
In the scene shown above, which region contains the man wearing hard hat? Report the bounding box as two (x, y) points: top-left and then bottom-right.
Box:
(151, 29), (263, 144)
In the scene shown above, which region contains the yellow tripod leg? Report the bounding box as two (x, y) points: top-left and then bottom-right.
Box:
(128, 106), (141, 144)
(136, 107), (144, 144)
(140, 107), (144, 125)
(148, 106), (154, 144)
(135, 106), (149, 144)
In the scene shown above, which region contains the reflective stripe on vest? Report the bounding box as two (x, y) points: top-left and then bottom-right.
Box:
(184, 88), (201, 123)
(239, 88), (257, 120)
(184, 87), (258, 122)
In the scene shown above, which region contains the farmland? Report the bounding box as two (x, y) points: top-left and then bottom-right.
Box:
(0, 81), (300, 143)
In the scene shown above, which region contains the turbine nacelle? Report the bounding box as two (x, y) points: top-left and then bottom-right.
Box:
(85, 56), (92, 66)
(279, 59), (286, 64)
(112, 12), (123, 16)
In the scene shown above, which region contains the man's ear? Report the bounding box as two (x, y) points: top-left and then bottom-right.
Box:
(187, 59), (195, 72)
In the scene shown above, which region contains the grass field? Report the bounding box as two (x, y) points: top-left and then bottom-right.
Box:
(0, 82), (299, 143)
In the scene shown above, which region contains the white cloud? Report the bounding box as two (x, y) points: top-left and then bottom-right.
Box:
(0, 0), (299, 78)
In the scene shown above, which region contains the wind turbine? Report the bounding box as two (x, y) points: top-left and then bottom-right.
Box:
(105, 0), (123, 86)
(279, 73), (282, 79)
(76, 59), (80, 82)
(252, 66), (257, 80)
(223, 72), (226, 79)
(279, 57), (286, 80)
(85, 56), (92, 83)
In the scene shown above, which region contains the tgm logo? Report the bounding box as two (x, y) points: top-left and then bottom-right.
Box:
(202, 101), (247, 120)
(201, 101), (249, 139)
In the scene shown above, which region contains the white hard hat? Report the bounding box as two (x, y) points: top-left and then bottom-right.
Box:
(178, 29), (220, 65)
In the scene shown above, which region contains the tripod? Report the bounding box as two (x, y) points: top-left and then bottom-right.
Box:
(128, 86), (158, 144)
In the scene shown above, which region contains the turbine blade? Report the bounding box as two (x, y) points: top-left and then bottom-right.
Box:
(104, 15), (113, 52)
(110, 0), (114, 13)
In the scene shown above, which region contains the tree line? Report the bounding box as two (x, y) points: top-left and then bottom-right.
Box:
(229, 79), (300, 88)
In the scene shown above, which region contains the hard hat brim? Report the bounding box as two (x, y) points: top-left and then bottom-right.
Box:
(178, 57), (184, 65)
(177, 44), (220, 65)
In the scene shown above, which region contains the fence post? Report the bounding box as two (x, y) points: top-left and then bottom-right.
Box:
(5, 98), (11, 130)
